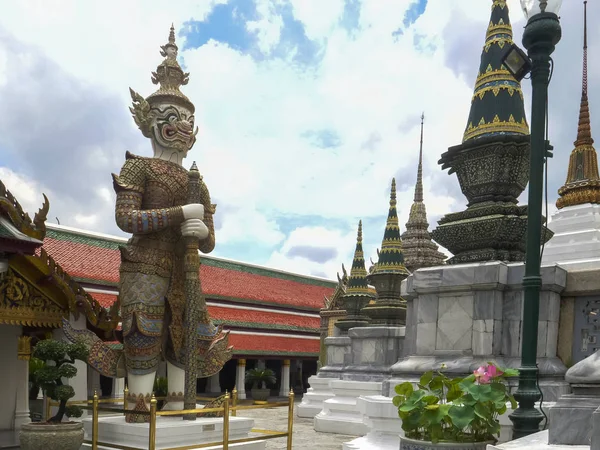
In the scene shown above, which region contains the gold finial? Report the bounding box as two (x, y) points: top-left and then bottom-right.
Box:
(576, 0), (592, 147)
(169, 23), (176, 46)
(391, 178), (397, 202)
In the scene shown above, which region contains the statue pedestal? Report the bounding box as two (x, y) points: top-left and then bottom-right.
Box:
(297, 376), (334, 418)
(549, 384), (600, 446)
(80, 415), (265, 450)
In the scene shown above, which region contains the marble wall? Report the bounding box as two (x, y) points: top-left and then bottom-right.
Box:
(388, 262), (568, 400)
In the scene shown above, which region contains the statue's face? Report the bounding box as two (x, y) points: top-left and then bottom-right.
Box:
(149, 103), (198, 157)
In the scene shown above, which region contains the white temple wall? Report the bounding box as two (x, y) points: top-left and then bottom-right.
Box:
(0, 325), (20, 430)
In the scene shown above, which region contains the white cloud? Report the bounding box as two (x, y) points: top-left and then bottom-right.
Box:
(0, 168), (48, 216)
(288, 0), (345, 40)
(218, 206), (285, 247)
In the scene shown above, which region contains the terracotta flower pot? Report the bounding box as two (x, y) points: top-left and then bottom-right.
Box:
(399, 436), (494, 450)
(20, 422), (84, 450)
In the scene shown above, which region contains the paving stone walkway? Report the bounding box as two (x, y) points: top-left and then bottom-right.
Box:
(240, 406), (354, 449)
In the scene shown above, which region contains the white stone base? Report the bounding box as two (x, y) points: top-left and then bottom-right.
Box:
(297, 376), (334, 418)
(342, 396), (403, 450)
(80, 415), (265, 450)
(542, 203), (600, 269)
(314, 380), (382, 436)
(487, 429), (589, 450)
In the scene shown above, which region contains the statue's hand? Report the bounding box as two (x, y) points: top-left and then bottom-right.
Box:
(182, 203), (205, 220)
(181, 218), (209, 239)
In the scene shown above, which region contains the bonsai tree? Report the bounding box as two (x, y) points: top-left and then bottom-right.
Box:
(29, 357), (46, 401)
(245, 368), (276, 389)
(32, 339), (89, 423)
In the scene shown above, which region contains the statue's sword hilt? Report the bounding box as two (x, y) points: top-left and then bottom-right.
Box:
(183, 161), (202, 420)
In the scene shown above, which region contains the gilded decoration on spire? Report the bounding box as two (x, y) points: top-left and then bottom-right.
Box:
(372, 179), (410, 277)
(556, 1), (600, 209)
(345, 221), (372, 297)
(462, 0), (529, 142)
(401, 115), (446, 272)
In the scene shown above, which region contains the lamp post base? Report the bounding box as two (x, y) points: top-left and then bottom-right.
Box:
(509, 366), (545, 440)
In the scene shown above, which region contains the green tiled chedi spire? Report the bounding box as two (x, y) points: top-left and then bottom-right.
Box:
(345, 220), (372, 297)
(372, 179), (409, 276)
(463, 0), (529, 143)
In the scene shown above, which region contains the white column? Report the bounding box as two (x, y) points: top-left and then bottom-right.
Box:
(112, 377), (125, 399)
(54, 315), (88, 401)
(235, 359), (247, 400)
(207, 372), (221, 394)
(15, 335), (31, 429)
(279, 359), (290, 397)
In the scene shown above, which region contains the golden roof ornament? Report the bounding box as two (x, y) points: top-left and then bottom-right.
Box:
(556, 1), (600, 209)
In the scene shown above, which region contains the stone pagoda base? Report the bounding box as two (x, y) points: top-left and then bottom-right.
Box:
(341, 326), (405, 382)
(542, 203), (600, 270)
(431, 203), (553, 265)
(297, 376), (334, 418)
(318, 336), (351, 379)
(81, 415), (264, 450)
(342, 396), (403, 450)
(386, 261), (569, 401)
(314, 380), (382, 436)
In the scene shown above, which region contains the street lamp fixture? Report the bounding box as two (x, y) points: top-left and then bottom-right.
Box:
(506, 0), (562, 440)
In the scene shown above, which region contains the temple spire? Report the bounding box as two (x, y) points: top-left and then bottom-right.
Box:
(371, 179), (409, 276)
(414, 113), (424, 203)
(556, 0), (600, 209)
(345, 221), (371, 297)
(462, 0), (528, 142)
(401, 116), (446, 272)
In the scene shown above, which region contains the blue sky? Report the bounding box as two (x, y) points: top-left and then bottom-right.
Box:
(0, 0), (593, 278)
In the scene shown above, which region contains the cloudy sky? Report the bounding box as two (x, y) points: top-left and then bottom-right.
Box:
(0, 0), (596, 279)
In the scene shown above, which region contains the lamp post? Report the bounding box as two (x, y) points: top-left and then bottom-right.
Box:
(501, 0), (562, 439)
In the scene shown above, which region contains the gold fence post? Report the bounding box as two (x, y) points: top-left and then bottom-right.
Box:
(92, 391), (99, 450)
(223, 392), (230, 450)
(149, 394), (157, 450)
(123, 384), (129, 415)
(232, 386), (238, 417)
(287, 389), (295, 450)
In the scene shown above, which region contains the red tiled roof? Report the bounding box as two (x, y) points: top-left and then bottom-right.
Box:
(228, 333), (319, 355)
(89, 292), (118, 309)
(41, 228), (336, 311)
(89, 293), (320, 331)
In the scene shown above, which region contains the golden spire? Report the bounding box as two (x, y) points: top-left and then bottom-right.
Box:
(556, 1), (600, 209)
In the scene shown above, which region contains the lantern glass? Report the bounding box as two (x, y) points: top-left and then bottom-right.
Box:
(520, 0), (563, 19)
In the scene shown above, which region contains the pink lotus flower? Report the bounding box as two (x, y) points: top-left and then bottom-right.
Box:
(473, 364), (503, 384)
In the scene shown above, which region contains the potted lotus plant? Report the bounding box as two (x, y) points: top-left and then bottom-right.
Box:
(246, 368), (276, 404)
(393, 363), (518, 450)
(20, 339), (89, 450)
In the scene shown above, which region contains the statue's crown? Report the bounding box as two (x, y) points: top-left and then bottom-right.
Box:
(145, 24), (195, 113)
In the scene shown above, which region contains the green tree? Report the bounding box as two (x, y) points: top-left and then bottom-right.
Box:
(32, 340), (89, 423)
